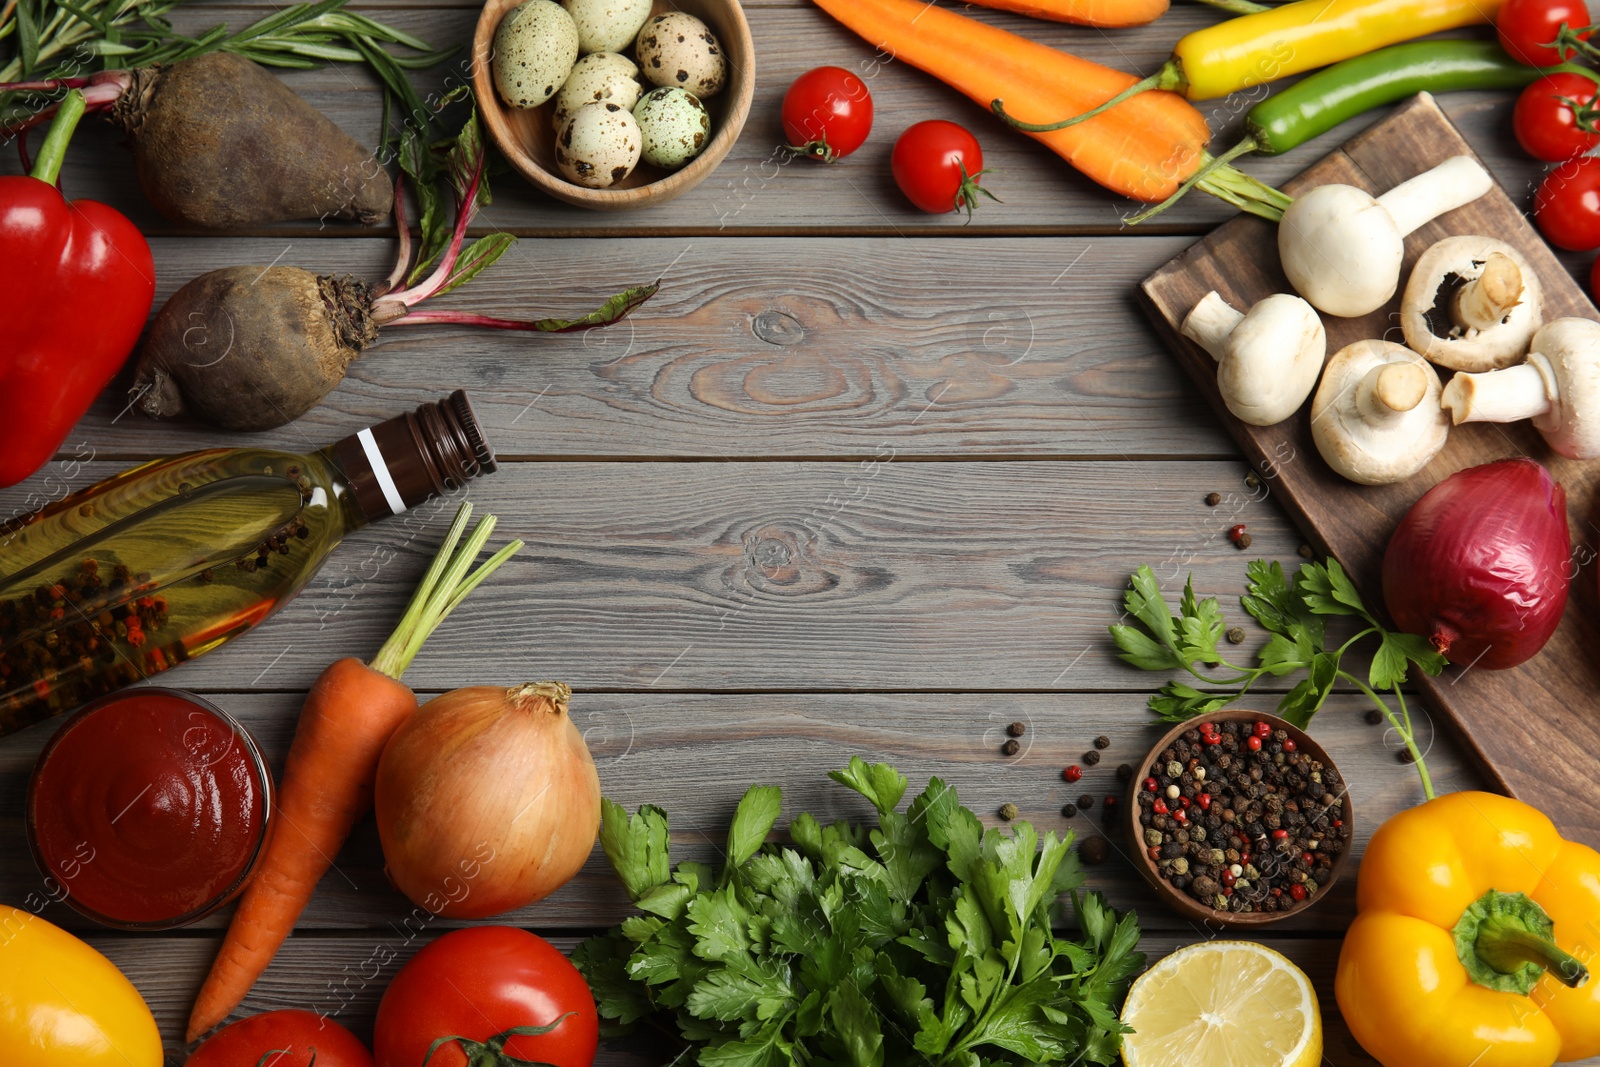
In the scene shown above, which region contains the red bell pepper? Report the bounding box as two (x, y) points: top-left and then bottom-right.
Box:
(0, 89), (154, 488)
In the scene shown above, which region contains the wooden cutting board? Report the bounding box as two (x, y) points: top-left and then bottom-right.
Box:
(1140, 92), (1600, 844)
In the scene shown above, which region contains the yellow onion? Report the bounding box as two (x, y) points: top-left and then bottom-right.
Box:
(373, 681), (600, 918)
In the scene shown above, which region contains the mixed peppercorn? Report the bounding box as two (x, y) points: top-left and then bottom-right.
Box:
(1137, 718), (1349, 914)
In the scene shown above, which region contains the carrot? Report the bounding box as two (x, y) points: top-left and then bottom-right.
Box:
(810, 0), (1288, 216)
(186, 504), (522, 1042)
(960, 0), (1168, 28)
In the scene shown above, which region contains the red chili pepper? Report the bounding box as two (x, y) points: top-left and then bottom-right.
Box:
(0, 90), (153, 488)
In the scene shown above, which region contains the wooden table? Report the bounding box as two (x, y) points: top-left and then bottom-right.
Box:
(0, 3), (1588, 1063)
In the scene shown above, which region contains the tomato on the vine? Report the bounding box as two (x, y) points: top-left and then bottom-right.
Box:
(1497, 0), (1592, 66)
(1515, 72), (1600, 160)
(891, 120), (999, 216)
(374, 927), (597, 1067)
(782, 66), (873, 161)
(184, 1011), (372, 1067)
(1535, 155), (1600, 251)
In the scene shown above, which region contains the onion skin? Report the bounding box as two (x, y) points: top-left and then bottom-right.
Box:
(373, 682), (600, 919)
(1383, 458), (1571, 671)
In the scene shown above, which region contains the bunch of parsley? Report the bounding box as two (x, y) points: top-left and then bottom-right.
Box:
(1110, 558), (1445, 792)
(574, 759), (1143, 1066)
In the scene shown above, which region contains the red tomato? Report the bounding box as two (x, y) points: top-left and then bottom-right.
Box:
(185, 1011), (372, 1067)
(374, 928), (597, 1067)
(891, 120), (996, 215)
(1515, 73), (1600, 160)
(1535, 156), (1600, 250)
(1497, 0), (1591, 65)
(781, 66), (873, 161)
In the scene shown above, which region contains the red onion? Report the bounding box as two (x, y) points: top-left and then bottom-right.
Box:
(1383, 458), (1571, 670)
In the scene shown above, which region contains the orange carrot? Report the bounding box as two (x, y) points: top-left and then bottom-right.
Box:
(813, 0), (1208, 202)
(961, 0), (1168, 27)
(186, 505), (521, 1042)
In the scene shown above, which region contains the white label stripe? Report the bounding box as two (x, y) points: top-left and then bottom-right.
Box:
(357, 427), (407, 516)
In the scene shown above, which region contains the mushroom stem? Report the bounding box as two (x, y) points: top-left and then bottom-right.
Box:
(1375, 157), (1493, 239)
(1440, 355), (1556, 426)
(1452, 253), (1524, 332)
(1179, 291), (1245, 363)
(1357, 361), (1429, 420)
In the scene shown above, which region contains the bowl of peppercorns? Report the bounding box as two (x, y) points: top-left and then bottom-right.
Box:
(1127, 710), (1353, 926)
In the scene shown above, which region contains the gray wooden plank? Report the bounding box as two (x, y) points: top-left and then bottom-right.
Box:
(35, 6), (1567, 238)
(89, 932), (1442, 1065)
(2, 692), (1473, 937)
(0, 459), (1319, 692)
(72, 234), (1235, 459)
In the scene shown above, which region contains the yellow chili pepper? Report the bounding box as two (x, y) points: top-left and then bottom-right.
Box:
(0, 904), (163, 1067)
(1335, 792), (1599, 1067)
(994, 0), (1499, 131)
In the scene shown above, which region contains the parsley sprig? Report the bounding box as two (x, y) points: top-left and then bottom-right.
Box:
(1110, 559), (1445, 798)
(575, 759), (1144, 1066)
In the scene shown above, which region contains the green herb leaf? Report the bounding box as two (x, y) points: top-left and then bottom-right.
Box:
(1123, 565), (1178, 652)
(726, 784), (783, 870)
(597, 798), (671, 903)
(829, 757), (908, 816)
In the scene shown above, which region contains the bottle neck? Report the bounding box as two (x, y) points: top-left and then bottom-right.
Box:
(323, 390), (497, 526)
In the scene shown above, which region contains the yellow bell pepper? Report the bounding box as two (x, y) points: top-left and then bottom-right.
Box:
(1336, 792), (1599, 1067)
(0, 904), (163, 1067)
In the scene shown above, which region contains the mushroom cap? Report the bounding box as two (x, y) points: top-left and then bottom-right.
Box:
(1310, 340), (1448, 485)
(1531, 317), (1600, 458)
(1400, 235), (1542, 372)
(1278, 185), (1403, 318)
(1216, 294), (1327, 426)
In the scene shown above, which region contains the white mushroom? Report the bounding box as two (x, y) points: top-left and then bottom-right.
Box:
(1440, 317), (1600, 458)
(1180, 291), (1327, 426)
(1311, 340), (1448, 484)
(1278, 156), (1493, 318)
(1400, 236), (1542, 372)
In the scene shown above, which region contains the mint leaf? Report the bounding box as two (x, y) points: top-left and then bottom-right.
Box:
(727, 784), (783, 870)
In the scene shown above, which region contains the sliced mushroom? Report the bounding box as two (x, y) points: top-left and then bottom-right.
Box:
(1311, 340), (1448, 485)
(1441, 317), (1600, 458)
(1278, 156), (1493, 318)
(1180, 291), (1327, 426)
(1400, 236), (1542, 372)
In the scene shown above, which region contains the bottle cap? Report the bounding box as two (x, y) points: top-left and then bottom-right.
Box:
(333, 390), (497, 520)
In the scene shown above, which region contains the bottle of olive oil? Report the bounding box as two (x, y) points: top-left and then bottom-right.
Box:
(0, 390), (496, 736)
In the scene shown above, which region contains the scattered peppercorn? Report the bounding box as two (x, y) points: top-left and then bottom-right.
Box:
(1225, 627), (1245, 644)
(1077, 794), (1094, 810)
(1397, 747), (1417, 764)
(1083, 750), (1101, 766)
(1227, 524), (1247, 544)
(1093, 735), (1110, 750)
(1245, 471), (1260, 488)
(1078, 835), (1110, 866)
(1364, 708), (1384, 725)
(998, 802), (1018, 821)
(1236, 533), (1253, 550)
(1205, 492), (1222, 506)
(1298, 543), (1314, 559)
(1116, 763), (1133, 782)
(1001, 739), (1020, 756)
(1061, 803), (1078, 817)
(1063, 765), (1083, 783)
(1006, 721), (1026, 737)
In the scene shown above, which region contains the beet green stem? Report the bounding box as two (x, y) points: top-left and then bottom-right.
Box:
(367, 502), (522, 680)
(387, 149), (484, 309)
(29, 87), (84, 184)
(380, 173), (413, 296)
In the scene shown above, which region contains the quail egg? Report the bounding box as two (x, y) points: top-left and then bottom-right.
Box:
(562, 0), (653, 54)
(633, 86), (711, 170)
(555, 100), (642, 188)
(492, 0), (580, 109)
(552, 51), (642, 131)
(634, 12), (727, 98)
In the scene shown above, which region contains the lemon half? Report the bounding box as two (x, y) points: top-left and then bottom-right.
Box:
(1120, 940), (1322, 1067)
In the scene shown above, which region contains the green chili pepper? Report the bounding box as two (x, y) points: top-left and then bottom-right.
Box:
(1130, 41), (1588, 224)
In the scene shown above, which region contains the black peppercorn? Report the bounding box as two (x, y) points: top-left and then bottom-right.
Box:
(1061, 803), (1078, 817)
(1298, 543), (1314, 559)
(1083, 750), (1101, 766)
(1001, 739), (1020, 756)
(999, 802), (1018, 820)
(1236, 532), (1253, 550)
(1093, 735), (1110, 749)
(1007, 721), (1026, 737)
(1077, 794), (1094, 810)
(1205, 492), (1221, 506)
(1078, 835), (1110, 865)
(1365, 708), (1384, 725)
(1116, 763), (1133, 781)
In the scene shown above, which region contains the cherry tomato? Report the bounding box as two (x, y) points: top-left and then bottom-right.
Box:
(1515, 72), (1600, 160)
(891, 120), (997, 216)
(781, 66), (873, 161)
(374, 927), (597, 1067)
(1497, 0), (1591, 66)
(1535, 155), (1600, 250)
(185, 1011), (372, 1067)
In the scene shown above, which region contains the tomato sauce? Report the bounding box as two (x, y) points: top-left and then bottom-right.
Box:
(28, 689), (270, 927)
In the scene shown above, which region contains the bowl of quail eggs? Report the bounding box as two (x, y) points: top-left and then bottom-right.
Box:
(473, 0), (754, 208)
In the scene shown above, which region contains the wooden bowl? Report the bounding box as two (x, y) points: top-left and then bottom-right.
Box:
(1125, 710), (1354, 928)
(472, 0), (755, 209)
